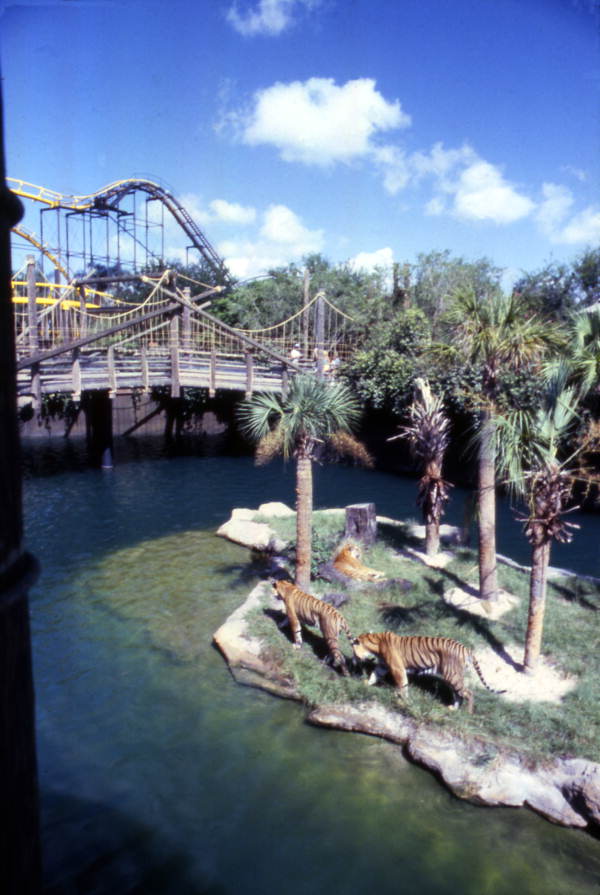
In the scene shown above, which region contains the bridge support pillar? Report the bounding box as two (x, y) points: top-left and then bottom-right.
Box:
(84, 390), (114, 469)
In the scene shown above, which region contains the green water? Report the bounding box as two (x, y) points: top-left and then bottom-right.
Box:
(23, 447), (600, 893)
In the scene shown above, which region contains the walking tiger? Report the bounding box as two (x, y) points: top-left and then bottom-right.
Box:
(273, 579), (354, 675)
(351, 631), (504, 712)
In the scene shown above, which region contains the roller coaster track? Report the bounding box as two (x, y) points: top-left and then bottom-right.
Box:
(12, 225), (70, 280)
(8, 177), (230, 284)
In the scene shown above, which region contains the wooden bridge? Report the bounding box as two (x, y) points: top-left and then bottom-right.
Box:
(14, 260), (356, 405)
(10, 176), (357, 466)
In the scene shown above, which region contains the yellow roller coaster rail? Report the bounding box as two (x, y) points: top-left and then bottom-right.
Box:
(9, 176), (229, 280)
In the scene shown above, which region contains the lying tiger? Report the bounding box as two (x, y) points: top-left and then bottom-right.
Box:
(352, 631), (504, 712)
(273, 579), (354, 675)
(332, 541), (386, 582)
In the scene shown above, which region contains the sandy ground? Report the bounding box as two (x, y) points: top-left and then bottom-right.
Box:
(400, 549), (578, 704)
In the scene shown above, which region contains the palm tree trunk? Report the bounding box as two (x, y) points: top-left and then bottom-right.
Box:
(423, 460), (442, 557)
(478, 409), (498, 601)
(524, 539), (551, 671)
(295, 451), (313, 590)
(425, 522), (439, 556)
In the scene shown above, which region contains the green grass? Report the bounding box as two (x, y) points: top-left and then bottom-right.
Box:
(247, 511), (600, 763)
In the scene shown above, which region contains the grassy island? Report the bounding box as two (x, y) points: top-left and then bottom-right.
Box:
(243, 509), (600, 765)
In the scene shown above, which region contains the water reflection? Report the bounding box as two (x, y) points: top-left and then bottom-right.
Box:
(23, 439), (600, 893)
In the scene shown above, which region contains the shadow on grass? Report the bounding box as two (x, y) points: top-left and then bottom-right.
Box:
(548, 579), (600, 611)
(261, 608), (350, 676)
(378, 521), (421, 552)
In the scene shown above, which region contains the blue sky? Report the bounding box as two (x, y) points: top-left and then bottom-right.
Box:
(2, 0), (599, 287)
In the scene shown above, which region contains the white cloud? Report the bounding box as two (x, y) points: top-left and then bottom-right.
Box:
(348, 247), (394, 273)
(375, 141), (535, 225)
(260, 203), (322, 249)
(218, 203), (324, 279)
(536, 182), (574, 235)
(425, 196), (446, 216)
(410, 142), (476, 182)
(534, 183), (600, 244)
(242, 77), (410, 166)
(555, 206), (600, 244)
(171, 193), (256, 227)
(226, 0), (318, 37)
(372, 145), (411, 194)
(209, 198), (256, 225)
(452, 161), (535, 224)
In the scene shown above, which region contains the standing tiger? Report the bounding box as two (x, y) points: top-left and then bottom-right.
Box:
(352, 631), (503, 712)
(332, 541), (386, 582)
(273, 579), (354, 675)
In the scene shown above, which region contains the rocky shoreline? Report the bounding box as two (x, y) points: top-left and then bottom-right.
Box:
(213, 504), (600, 831)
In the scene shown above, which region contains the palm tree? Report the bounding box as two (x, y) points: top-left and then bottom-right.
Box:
(389, 378), (452, 556)
(496, 383), (581, 670)
(237, 374), (370, 590)
(544, 307), (600, 398)
(447, 289), (561, 602)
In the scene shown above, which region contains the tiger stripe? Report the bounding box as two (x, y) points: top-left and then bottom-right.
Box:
(274, 579), (354, 675)
(352, 631), (504, 713)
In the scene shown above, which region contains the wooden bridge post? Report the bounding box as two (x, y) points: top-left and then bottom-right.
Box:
(170, 314), (181, 398)
(209, 349), (217, 398)
(71, 347), (81, 400)
(140, 344), (149, 392)
(182, 287), (191, 352)
(78, 285), (87, 341)
(26, 255), (38, 356)
(315, 292), (325, 378)
(245, 350), (254, 398)
(27, 255), (41, 410)
(107, 345), (117, 395)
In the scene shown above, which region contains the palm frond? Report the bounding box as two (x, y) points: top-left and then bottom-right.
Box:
(327, 430), (374, 467)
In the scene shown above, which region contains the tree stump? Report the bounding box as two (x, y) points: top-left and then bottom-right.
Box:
(344, 503), (377, 545)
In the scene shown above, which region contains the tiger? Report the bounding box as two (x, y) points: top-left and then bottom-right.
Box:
(273, 579), (354, 675)
(332, 541), (386, 582)
(351, 631), (504, 713)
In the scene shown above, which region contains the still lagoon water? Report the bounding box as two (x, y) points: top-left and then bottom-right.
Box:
(22, 440), (600, 893)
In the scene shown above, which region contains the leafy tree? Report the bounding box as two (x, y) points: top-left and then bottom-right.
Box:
(410, 250), (502, 332)
(512, 261), (576, 320)
(389, 379), (452, 556)
(571, 247), (600, 308)
(237, 375), (370, 589)
(447, 289), (560, 602)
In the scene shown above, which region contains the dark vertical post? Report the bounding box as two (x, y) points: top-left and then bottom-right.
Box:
(84, 390), (114, 469)
(0, 90), (43, 894)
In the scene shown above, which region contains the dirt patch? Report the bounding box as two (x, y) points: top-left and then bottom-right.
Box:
(474, 641), (577, 704)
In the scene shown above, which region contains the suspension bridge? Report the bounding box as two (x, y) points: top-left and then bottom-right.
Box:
(10, 177), (357, 409)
